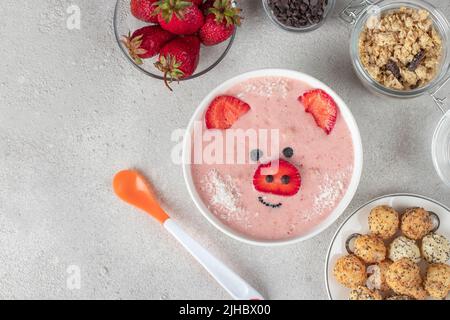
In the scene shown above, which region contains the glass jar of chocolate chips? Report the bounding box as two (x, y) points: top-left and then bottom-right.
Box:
(263, 0), (336, 32)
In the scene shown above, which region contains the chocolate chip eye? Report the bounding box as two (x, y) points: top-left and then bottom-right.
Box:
(265, 175), (274, 183)
(282, 147), (294, 158)
(250, 149), (263, 162)
(281, 175), (290, 184)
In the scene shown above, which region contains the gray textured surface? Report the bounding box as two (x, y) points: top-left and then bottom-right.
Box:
(0, 0), (449, 300)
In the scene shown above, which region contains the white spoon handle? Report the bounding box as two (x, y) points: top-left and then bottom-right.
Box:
(164, 219), (264, 300)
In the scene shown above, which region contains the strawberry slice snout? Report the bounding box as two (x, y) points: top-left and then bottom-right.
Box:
(253, 159), (301, 197)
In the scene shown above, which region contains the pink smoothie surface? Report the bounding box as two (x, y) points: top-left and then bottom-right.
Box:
(190, 76), (355, 241)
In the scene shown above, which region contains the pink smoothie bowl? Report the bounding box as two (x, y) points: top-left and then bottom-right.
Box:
(182, 69), (363, 246)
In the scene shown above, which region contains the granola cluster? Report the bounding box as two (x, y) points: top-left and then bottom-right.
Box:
(358, 7), (443, 90)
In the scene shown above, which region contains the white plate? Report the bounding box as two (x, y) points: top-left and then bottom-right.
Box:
(182, 69), (363, 246)
(325, 193), (450, 300)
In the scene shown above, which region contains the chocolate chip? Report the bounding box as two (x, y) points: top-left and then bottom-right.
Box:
(258, 196), (282, 208)
(281, 175), (290, 184)
(268, 0), (329, 28)
(250, 149), (263, 162)
(386, 60), (402, 81)
(265, 175), (274, 183)
(407, 49), (426, 71)
(282, 147), (294, 158)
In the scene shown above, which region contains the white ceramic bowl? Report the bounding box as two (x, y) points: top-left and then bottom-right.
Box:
(182, 69), (364, 246)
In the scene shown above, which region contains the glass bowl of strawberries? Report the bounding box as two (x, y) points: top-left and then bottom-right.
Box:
(114, 0), (241, 90)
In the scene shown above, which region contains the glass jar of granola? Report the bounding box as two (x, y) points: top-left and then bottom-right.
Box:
(341, 0), (450, 187)
(341, 0), (449, 98)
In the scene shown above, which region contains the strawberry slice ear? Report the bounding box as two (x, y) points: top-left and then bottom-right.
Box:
(299, 89), (338, 135)
(205, 96), (250, 129)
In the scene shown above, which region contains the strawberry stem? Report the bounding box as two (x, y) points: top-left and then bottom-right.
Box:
(121, 32), (147, 65)
(154, 0), (193, 23)
(163, 71), (174, 92)
(155, 54), (184, 91)
(209, 0), (242, 26)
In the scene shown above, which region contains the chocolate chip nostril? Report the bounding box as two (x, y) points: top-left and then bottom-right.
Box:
(281, 175), (290, 184)
(265, 175), (274, 183)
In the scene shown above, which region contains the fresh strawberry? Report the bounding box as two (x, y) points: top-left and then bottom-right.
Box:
(154, 0), (204, 35)
(199, 0), (242, 46)
(253, 159), (301, 197)
(205, 96), (251, 129)
(299, 89), (338, 135)
(154, 36), (200, 90)
(130, 0), (159, 23)
(122, 26), (175, 65)
(190, 0), (203, 5)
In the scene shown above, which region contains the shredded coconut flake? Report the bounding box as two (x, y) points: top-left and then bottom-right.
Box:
(237, 77), (290, 99)
(200, 169), (249, 225)
(302, 167), (352, 221)
(313, 176), (344, 214)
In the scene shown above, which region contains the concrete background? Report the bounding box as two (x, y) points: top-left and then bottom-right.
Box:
(0, 0), (449, 300)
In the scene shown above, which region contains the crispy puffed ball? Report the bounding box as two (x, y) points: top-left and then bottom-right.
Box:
(333, 255), (367, 289)
(389, 236), (421, 263)
(386, 258), (427, 300)
(407, 286), (428, 300)
(386, 295), (412, 300)
(424, 263), (450, 299)
(354, 234), (387, 264)
(367, 260), (392, 292)
(349, 286), (383, 300)
(368, 206), (399, 239)
(422, 233), (450, 264)
(401, 207), (433, 240)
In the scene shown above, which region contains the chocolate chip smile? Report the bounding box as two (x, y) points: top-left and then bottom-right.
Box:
(258, 196), (282, 208)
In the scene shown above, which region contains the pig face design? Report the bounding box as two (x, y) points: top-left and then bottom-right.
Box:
(191, 77), (354, 240)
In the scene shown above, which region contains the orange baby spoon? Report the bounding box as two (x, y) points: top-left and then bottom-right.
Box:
(113, 170), (169, 224)
(113, 170), (264, 300)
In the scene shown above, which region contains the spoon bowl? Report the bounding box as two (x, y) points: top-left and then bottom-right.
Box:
(113, 170), (169, 224)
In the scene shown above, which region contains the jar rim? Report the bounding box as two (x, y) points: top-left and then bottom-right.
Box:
(432, 110), (450, 187)
(350, 0), (450, 98)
